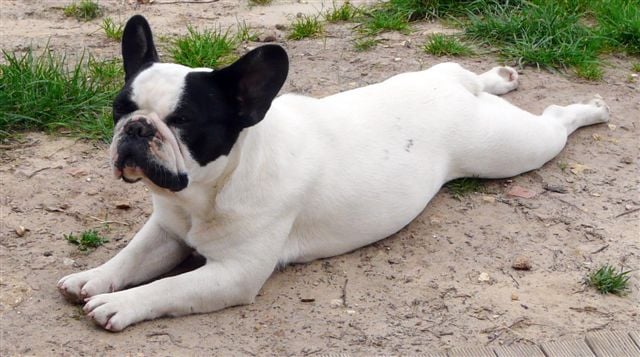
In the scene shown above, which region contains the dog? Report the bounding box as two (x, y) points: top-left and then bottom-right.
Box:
(57, 15), (610, 331)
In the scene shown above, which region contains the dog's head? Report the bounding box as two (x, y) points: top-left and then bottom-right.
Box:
(110, 15), (288, 192)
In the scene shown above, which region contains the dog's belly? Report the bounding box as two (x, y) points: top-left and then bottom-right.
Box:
(276, 72), (475, 263)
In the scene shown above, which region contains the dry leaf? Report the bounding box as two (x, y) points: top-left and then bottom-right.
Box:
(506, 185), (536, 199)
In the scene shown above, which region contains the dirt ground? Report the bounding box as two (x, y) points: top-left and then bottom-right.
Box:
(1, 0), (639, 355)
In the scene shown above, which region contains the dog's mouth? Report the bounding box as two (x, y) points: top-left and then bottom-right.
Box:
(114, 142), (189, 192)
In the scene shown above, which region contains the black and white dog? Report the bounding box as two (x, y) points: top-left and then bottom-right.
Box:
(58, 15), (610, 331)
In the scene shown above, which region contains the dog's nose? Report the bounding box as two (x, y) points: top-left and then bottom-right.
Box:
(124, 120), (155, 138)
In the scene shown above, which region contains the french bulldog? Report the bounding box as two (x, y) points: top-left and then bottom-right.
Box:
(58, 15), (610, 331)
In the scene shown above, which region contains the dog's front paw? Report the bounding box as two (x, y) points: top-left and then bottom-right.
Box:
(57, 269), (117, 304)
(83, 291), (144, 331)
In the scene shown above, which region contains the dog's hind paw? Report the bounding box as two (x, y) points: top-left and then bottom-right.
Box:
(480, 66), (519, 95)
(585, 94), (610, 123)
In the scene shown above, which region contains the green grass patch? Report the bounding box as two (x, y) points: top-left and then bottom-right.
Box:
(248, 0), (272, 5)
(64, 229), (109, 251)
(465, 2), (600, 76)
(361, 7), (410, 34)
(0, 48), (122, 141)
(593, 0), (640, 55)
(588, 264), (631, 295)
(63, 0), (101, 21)
(236, 20), (260, 42)
(324, 1), (360, 22)
(424, 34), (474, 56)
(633, 63), (640, 72)
(169, 26), (237, 68)
(101, 17), (124, 41)
(354, 37), (380, 51)
(288, 15), (324, 40)
(445, 177), (485, 199)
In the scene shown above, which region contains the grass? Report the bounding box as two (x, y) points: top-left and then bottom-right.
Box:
(0, 47), (122, 141)
(354, 37), (380, 51)
(169, 26), (237, 68)
(361, 7), (410, 34)
(288, 15), (324, 40)
(64, 230), (109, 251)
(236, 20), (260, 42)
(445, 177), (485, 199)
(63, 0), (101, 21)
(633, 63), (640, 72)
(424, 34), (474, 56)
(101, 17), (123, 41)
(588, 264), (631, 295)
(324, 1), (360, 22)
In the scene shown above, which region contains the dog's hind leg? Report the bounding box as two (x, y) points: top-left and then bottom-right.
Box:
(448, 94), (610, 180)
(542, 96), (610, 135)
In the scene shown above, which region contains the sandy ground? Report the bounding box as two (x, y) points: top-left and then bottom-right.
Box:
(1, 0), (639, 355)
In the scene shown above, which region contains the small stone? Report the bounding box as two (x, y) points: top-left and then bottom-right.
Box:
(330, 299), (343, 308)
(43, 251), (53, 257)
(15, 226), (27, 237)
(115, 201), (131, 210)
(478, 272), (491, 282)
(481, 195), (496, 203)
(393, 57), (402, 62)
(620, 157), (633, 164)
(346, 309), (356, 315)
(261, 35), (277, 42)
(512, 256), (532, 270)
(63, 258), (75, 266)
(275, 24), (286, 30)
(511, 292), (519, 301)
(300, 297), (315, 303)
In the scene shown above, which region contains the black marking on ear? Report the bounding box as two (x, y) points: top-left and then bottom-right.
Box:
(213, 44), (289, 128)
(163, 45), (289, 167)
(122, 15), (159, 82)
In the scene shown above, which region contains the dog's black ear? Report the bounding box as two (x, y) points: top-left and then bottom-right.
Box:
(122, 15), (159, 82)
(213, 45), (289, 128)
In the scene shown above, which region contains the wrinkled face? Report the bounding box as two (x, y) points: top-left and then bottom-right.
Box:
(110, 63), (239, 192)
(111, 15), (288, 192)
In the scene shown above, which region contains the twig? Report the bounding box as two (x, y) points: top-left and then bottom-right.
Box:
(87, 215), (130, 226)
(153, 0), (219, 4)
(146, 332), (188, 347)
(508, 272), (520, 288)
(614, 207), (640, 218)
(27, 166), (52, 178)
(341, 278), (348, 307)
(590, 244), (609, 254)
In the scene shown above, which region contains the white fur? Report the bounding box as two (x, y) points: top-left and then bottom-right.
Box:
(58, 63), (609, 331)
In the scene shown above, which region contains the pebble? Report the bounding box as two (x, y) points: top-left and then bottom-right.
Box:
(512, 256), (532, 270)
(330, 298), (343, 308)
(511, 292), (519, 301)
(478, 272), (491, 282)
(63, 258), (75, 266)
(15, 226), (27, 237)
(481, 195), (496, 203)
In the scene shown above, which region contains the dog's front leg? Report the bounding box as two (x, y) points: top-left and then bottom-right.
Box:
(58, 215), (191, 303)
(82, 218), (290, 331)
